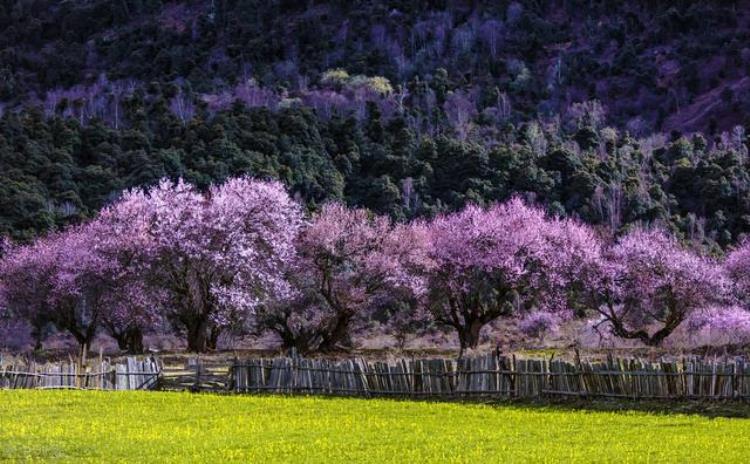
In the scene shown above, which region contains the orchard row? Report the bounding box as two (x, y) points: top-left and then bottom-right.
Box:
(2, 176), (749, 354)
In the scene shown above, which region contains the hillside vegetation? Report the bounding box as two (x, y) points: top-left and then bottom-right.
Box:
(0, 1), (749, 251)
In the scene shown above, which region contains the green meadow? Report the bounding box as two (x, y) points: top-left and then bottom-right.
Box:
(2, 391), (750, 463)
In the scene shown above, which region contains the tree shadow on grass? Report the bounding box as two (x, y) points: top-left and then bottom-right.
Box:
(479, 397), (750, 419)
(217, 391), (750, 419)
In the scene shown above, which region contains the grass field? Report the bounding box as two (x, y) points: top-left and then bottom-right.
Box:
(2, 391), (750, 463)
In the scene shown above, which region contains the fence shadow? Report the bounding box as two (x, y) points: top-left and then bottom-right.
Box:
(485, 396), (750, 419)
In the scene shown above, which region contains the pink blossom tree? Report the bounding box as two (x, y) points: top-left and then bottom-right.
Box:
(586, 229), (728, 346)
(409, 199), (599, 354)
(726, 240), (750, 304)
(117, 177), (302, 352)
(0, 226), (120, 357)
(86, 200), (162, 354)
(0, 176), (302, 354)
(0, 240), (33, 353)
(0, 238), (57, 351)
(682, 305), (750, 347)
(257, 203), (414, 353)
(48, 226), (118, 356)
(98, 280), (160, 354)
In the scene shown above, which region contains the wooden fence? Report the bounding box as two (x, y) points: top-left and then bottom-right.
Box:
(229, 353), (750, 400)
(159, 357), (229, 392)
(0, 357), (162, 390)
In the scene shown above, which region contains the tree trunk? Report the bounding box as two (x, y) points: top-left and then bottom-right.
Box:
(113, 332), (129, 351)
(31, 324), (44, 352)
(318, 312), (354, 353)
(77, 341), (89, 364)
(30, 314), (50, 352)
(644, 327), (676, 347)
(294, 338), (314, 355)
(457, 319), (484, 357)
(109, 325), (144, 353)
(69, 329), (93, 362)
(607, 313), (682, 347)
(207, 325), (221, 350)
(125, 326), (144, 354)
(272, 320), (319, 355)
(186, 317), (210, 353)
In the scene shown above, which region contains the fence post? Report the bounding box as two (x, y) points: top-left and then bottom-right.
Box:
(77, 344), (88, 389)
(228, 357), (238, 392)
(739, 358), (745, 400)
(573, 347), (584, 398)
(545, 353), (555, 398)
(732, 358), (739, 399)
(191, 357), (201, 392)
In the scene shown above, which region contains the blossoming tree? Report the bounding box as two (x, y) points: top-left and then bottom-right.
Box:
(117, 177), (302, 352)
(0, 237), (57, 351)
(409, 198), (599, 354)
(726, 240), (750, 305)
(586, 229), (728, 346)
(0, 225), (119, 357)
(256, 203), (414, 353)
(79, 196), (162, 353)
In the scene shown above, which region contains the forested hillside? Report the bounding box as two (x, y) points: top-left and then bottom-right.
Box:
(1, 0), (750, 249)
